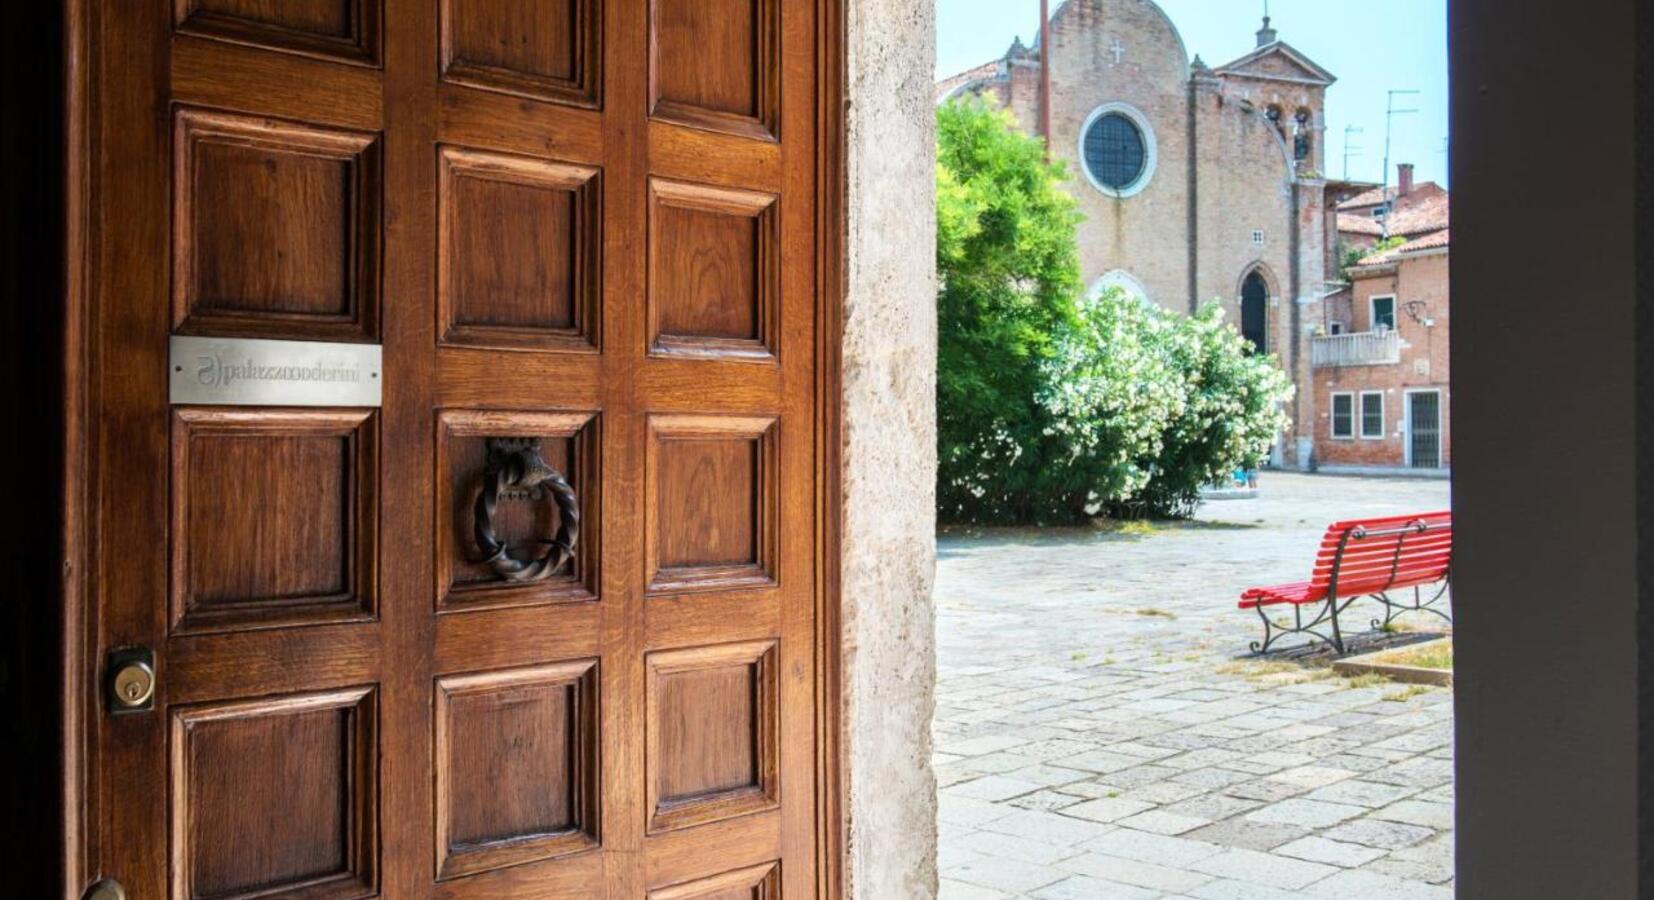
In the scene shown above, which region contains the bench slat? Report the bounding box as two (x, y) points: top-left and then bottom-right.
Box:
(1240, 511), (1451, 611)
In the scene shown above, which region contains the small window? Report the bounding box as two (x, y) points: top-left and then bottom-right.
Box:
(1328, 321), (1347, 335)
(1360, 392), (1386, 439)
(1371, 296), (1397, 330)
(1371, 204), (1390, 218)
(1331, 393), (1354, 439)
(1251, 230), (1265, 246)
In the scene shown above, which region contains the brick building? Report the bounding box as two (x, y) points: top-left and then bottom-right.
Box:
(1312, 168), (1452, 473)
(937, 1), (1339, 468)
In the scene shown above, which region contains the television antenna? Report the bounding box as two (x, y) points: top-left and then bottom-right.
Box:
(1381, 89), (1421, 238)
(1342, 125), (1365, 180)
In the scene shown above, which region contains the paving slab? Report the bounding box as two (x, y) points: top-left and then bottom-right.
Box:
(1058, 853), (1215, 892)
(980, 809), (1117, 847)
(1061, 796), (1157, 824)
(950, 775), (1049, 803)
(1245, 798), (1367, 829)
(1029, 875), (1161, 900)
(1079, 828), (1225, 868)
(1183, 818), (1308, 852)
(1188, 848), (1339, 890)
(947, 856), (1069, 895)
(1190, 879), (1322, 900)
(940, 879), (1014, 900)
(1115, 810), (1214, 836)
(1304, 869), (1454, 899)
(1273, 835), (1387, 868)
(952, 830), (1082, 866)
(1319, 818), (1436, 850)
(935, 473), (1455, 898)
(1370, 800), (1454, 830)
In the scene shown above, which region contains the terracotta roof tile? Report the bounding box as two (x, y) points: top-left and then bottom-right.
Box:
(1337, 185), (1449, 241)
(1338, 186), (1398, 210)
(1356, 228), (1450, 266)
(1383, 191), (1449, 237)
(936, 60), (1002, 103)
(1338, 213), (1385, 237)
(1399, 228), (1450, 252)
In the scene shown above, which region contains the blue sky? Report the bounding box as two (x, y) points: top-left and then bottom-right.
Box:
(936, 0), (1450, 188)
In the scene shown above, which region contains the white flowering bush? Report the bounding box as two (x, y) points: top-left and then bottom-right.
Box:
(1129, 303), (1294, 518)
(1038, 288), (1183, 517)
(1038, 292), (1291, 521)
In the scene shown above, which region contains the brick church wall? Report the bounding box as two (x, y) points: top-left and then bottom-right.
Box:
(1040, 0), (1194, 308)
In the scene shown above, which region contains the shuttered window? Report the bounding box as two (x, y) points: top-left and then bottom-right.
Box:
(1331, 393), (1355, 438)
(1372, 295), (1397, 330)
(1360, 392), (1385, 439)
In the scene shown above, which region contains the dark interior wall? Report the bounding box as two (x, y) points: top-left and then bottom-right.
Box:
(1452, 0), (1638, 896)
(2, 0), (67, 894)
(1640, 1), (1654, 892)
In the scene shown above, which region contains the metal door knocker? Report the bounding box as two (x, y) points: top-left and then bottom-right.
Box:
(473, 438), (580, 582)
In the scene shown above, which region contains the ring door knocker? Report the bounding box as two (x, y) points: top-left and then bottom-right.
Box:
(473, 437), (580, 583)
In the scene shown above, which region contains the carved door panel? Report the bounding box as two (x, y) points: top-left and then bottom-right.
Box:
(84, 1), (823, 897)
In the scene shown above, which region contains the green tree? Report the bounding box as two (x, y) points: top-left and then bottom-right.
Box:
(936, 99), (1084, 524)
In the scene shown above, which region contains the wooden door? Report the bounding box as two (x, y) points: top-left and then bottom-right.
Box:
(78, 1), (833, 897)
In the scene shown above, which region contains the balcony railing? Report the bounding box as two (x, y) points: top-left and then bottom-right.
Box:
(1311, 329), (1401, 368)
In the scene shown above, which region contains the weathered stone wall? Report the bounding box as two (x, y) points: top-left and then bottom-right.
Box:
(844, 1), (939, 898)
(1290, 179), (1327, 468)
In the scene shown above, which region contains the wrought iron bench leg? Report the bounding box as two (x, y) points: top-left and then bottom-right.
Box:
(1369, 583), (1453, 631)
(1249, 603), (1277, 655)
(1369, 592), (1402, 630)
(1250, 599), (1347, 656)
(1327, 597), (1346, 655)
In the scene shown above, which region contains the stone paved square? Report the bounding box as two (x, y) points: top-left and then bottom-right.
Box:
(935, 473), (1454, 899)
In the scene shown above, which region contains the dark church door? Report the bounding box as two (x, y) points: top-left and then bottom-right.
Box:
(72, 1), (834, 897)
(1241, 271), (1269, 354)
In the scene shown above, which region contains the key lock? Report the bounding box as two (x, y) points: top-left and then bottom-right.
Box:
(82, 879), (127, 900)
(472, 438), (581, 582)
(105, 646), (156, 714)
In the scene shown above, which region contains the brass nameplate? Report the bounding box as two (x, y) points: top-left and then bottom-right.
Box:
(169, 336), (382, 408)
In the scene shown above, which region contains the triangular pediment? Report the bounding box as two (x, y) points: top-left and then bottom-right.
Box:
(1215, 42), (1335, 86)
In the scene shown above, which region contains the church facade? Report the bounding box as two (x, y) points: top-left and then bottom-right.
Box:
(937, 1), (1342, 468)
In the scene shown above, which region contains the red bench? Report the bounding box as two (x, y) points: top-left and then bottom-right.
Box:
(1240, 511), (1453, 654)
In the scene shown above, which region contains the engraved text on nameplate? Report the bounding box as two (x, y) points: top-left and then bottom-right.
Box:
(169, 336), (383, 407)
